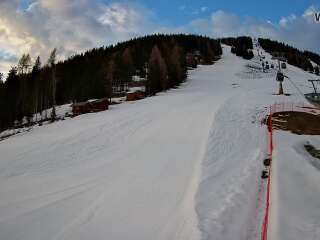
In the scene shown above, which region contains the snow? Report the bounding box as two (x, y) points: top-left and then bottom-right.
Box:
(0, 44), (320, 240)
(271, 133), (320, 240)
(0, 104), (72, 140)
(128, 86), (145, 93)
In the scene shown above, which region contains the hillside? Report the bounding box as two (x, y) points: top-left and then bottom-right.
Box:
(0, 34), (222, 131)
(1, 40), (320, 240)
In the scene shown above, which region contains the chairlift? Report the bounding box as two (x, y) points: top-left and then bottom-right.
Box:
(305, 79), (320, 105)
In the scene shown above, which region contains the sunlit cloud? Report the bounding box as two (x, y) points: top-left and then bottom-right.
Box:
(186, 6), (320, 54)
(0, 0), (152, 74)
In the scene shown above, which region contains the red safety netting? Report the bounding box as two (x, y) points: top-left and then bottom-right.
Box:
(261, 106), (273, 240)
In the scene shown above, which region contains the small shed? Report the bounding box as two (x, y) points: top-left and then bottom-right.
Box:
(126, 87), (145, 101)
(72, 98), (109, 116)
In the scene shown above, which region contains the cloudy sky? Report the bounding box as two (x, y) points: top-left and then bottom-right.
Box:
(0, 0), (319, 75)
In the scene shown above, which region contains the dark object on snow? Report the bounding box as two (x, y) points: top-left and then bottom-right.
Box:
(271, 64), (274, 69)
(72, 98), (109, 116)
(277, 71), (285, 82)
(264, 158), (271, 166)
(266, 64), (270, 70)
(281, 62), (287, 69)
(261, 170), (269, 179)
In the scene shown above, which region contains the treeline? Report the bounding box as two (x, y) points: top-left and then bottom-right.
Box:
(0, 51), (58, 131)
(0, 34), (222, 131)
(221, 36), (254, 60)
(258, 38), (320, 74)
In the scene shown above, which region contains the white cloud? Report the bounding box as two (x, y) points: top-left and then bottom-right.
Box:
(186, 7), (320, 54)
(0, 0), (152, 74)
(279, 14), (297, 27)
(189, 11), (277, 38)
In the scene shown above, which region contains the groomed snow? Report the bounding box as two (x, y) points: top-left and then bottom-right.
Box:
(0, 45), (319, 240)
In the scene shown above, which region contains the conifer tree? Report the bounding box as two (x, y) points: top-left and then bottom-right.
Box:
(104, 59), (115, 100)
(31, 56), (41, 121)
(148, 45), (168, 95)
(17, 54), (32, 74)
(121, 48), (134, 83)
(48, 49), (57, 122)
(168, 45), (184, 87)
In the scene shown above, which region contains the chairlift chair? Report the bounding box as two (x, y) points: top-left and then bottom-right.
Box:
(305, 80), (320, 105)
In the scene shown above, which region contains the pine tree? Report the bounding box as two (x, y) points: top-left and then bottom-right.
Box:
(48, 49), (57, 122)
(0, 78), (4, 130)
(205, 42), (215, 63)
(121, 48), (134, 83)
(16, 54), (32, 122)
(17, 54), (32, 74)
(5, 68), (20, 125)
(148, 45), (168, 95)
(104, 59), (115, 100)
(168, 45), (184, 87)
(31, 56), (41, 121)
(315, 65), (320, 75)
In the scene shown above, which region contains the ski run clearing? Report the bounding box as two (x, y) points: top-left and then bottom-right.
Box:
(1, 45), (320, 240)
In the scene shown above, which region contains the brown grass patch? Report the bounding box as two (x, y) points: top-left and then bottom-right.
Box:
(272, 111), (320, 135)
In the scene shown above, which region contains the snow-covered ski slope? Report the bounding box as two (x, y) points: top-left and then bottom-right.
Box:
(0, 45), (319, 240)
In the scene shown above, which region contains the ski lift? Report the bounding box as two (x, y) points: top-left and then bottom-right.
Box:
(305, 79), (320, 105)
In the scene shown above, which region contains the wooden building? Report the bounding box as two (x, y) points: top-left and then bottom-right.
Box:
(126, 86), (145, 101)
(72, 98), (109, 116)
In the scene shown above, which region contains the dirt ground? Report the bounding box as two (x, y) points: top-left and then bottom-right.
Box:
(272, 111), (320, 135)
